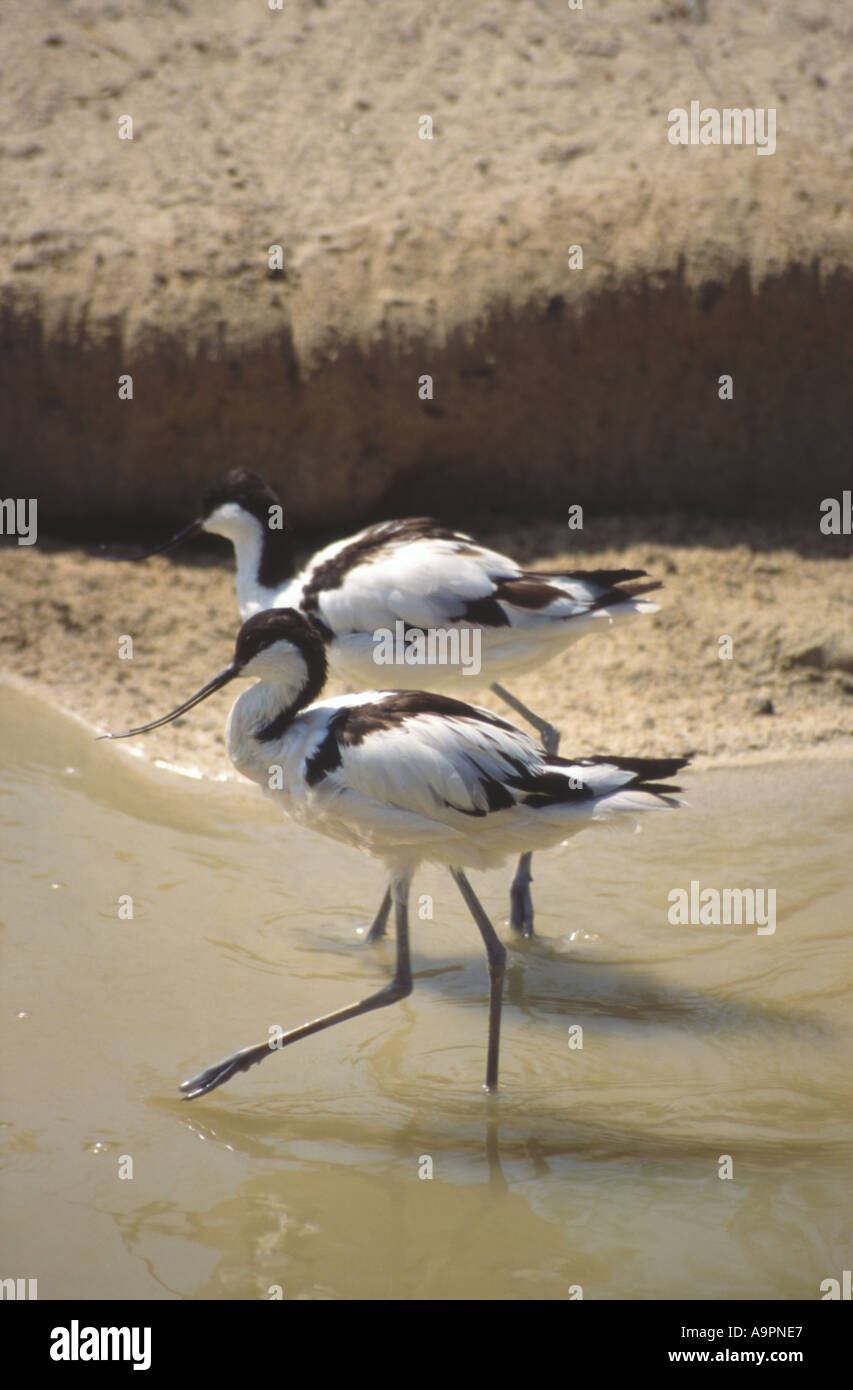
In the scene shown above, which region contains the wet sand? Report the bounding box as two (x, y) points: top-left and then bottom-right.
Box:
(1, 514), (850, 777)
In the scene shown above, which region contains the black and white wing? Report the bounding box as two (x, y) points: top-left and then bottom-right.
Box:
(299, 691), (687, 843)
(293, 519), (660, 638)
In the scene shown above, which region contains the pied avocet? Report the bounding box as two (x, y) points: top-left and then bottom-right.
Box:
(103, 608), (688, 1100)
(105, 471), (661, 939)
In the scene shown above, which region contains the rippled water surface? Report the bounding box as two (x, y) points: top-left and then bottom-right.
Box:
(1, 684), (851, 1300)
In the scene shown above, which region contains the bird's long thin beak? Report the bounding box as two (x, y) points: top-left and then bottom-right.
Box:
(97, 517), (204, 561)
(99, 663), (238, 739)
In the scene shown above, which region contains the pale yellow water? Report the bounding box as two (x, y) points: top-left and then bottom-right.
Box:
(1, 683), (851, 1300)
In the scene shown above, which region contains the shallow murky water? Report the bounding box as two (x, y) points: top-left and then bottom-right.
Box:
(1, 682), (851, 1300)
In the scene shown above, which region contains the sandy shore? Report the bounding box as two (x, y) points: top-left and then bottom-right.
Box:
(2, 515), (850, 779)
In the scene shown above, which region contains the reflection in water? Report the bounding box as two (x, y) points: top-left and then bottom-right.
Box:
(1, 685), (851, 1299)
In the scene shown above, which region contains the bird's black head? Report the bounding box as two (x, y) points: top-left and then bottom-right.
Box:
(101, 608), (329, 743)
(201, 470), (295, 589)
(233, 608), (329, 710)
(202, 469), (283, 526)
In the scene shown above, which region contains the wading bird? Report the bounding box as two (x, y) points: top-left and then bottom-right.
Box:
(103, 608), (688, 1101)
(105, 471), (661, 939)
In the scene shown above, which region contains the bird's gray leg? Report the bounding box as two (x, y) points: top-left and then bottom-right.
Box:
(450, 868), (507, 1093)
(180, 874), (413, 1100)
(509, 853), (536, 939)
(364, 886), (392, 943)
(490, 682), (561, 938)
(490, 682), (561, 757)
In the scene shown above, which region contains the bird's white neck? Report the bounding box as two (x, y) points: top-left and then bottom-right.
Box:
(204, 509), (294, 619)
(231, 518), (278, 619)
(225, 672), (310, 782)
